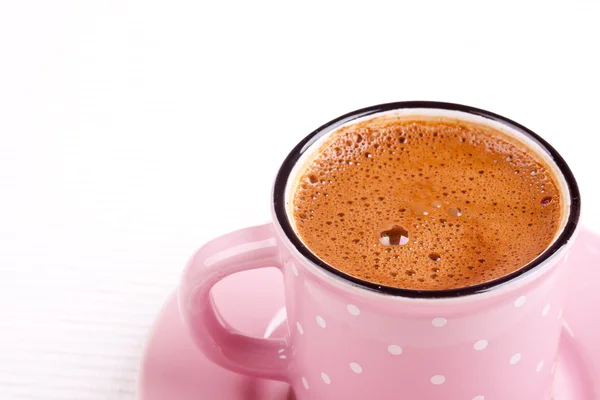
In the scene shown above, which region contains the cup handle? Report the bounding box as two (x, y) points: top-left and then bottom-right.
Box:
(178, 223), (289, 382)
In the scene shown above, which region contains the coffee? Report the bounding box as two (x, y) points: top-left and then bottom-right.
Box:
(291, 114), (563, 290)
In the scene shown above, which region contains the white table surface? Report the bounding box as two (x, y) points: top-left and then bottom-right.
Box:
(1, 1), (599, 399)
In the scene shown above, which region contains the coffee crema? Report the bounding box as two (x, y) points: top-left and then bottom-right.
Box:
(291, 115), (563, 290)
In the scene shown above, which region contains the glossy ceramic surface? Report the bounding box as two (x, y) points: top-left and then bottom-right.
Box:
(178, 103), (581, 400)
(138, 228), (600, 400)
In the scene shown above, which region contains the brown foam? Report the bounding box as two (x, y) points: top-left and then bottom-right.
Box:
(291, 115), (563, 290)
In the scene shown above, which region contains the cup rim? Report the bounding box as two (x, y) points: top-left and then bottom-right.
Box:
(272, 101), (581, 299)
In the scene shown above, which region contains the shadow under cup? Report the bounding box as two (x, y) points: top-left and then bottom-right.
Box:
(273, 101), (581, 298)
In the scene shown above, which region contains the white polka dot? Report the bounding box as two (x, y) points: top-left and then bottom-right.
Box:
(296, 321), (304, 335)
(474, 340), (488, 351)
(302, 377), (309, 389)
(321, 372), (331, 384)
(510, 353), (522, 365)
(291, 263), (299, 276)
(316, 316), (326, 328)
(432, 317), (447, 328)
(430, 375), (446, 385)
(514, 296), (527, 308)
(473, 396), (485, 400)
(388, 345), (403, 355)
(542, 304), (551, 317)
(537, 360), (545, 372)
(347, 304), (360, 316)
(350, 362), (363, 374)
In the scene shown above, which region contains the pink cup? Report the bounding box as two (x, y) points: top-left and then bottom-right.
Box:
(179, 102), (581, 399)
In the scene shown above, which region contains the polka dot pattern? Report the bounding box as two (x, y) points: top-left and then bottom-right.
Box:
(349, 362), (363, 374)
(347, 304), (360, 316)
(432, 317), (447, 328)
(514, 296), (527, 308)
(542, 304), (551, 317)
(288, 283), (559, 396)
(316, 316), (326, 328)
(302, 377), (309, 389)
(474, 340), (488, 351)
(388, 345), (403, 355)
(537, 360), (544, 372)
(510, 353), (522, 365)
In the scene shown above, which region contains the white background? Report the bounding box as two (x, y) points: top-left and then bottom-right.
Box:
(0, 1), (599, 399)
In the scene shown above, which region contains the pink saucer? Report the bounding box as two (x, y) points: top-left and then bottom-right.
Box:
(138, 229), (600, 400)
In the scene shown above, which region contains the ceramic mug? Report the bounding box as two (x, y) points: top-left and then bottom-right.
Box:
(179, 102), (581, 400)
